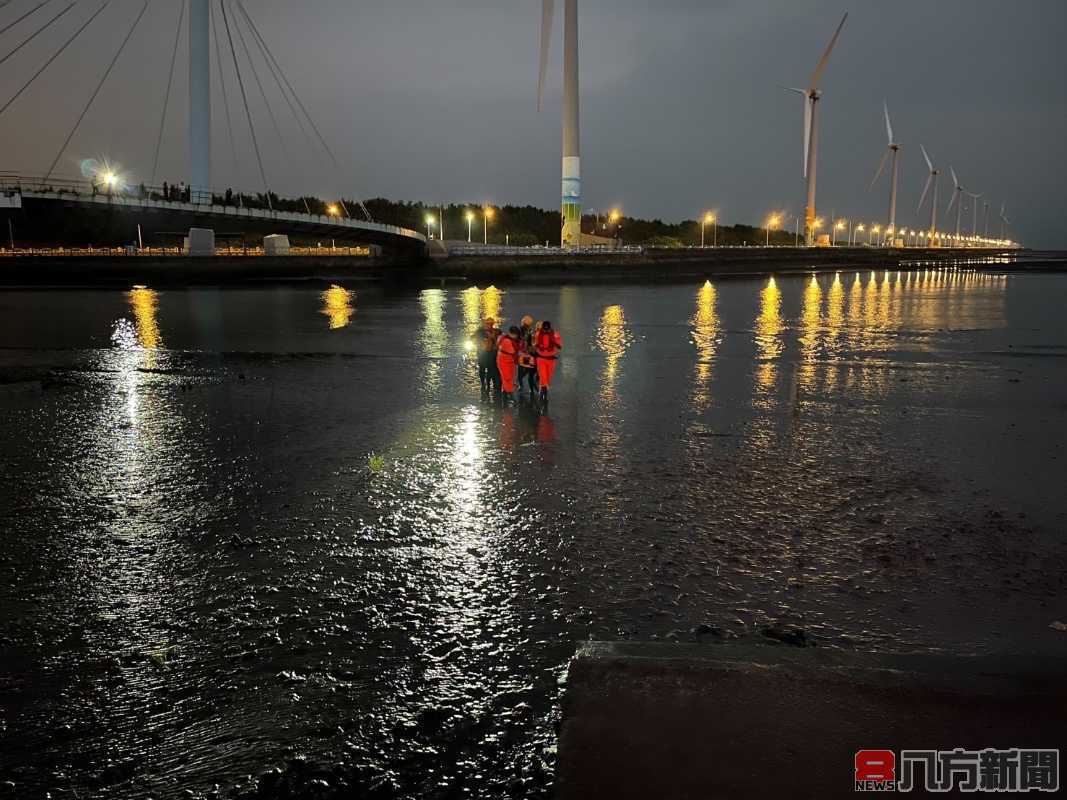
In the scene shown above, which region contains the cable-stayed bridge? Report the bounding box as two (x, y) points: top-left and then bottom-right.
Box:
(0, 0), (426, 255)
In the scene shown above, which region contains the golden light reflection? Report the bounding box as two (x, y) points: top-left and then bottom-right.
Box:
(823, 273), (845, 393)
(482, 285), (502, 324)
(596, 304), (631, 403)
(692, 281), (719, 366)
(797, 275), (822, 390)
(419, 289), (447, 396)
(320, 284), (355, 330)
(755, 276), (782, 395)
(128, 287), (162, 350)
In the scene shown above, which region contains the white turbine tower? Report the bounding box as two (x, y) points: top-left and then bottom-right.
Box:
(999, 202), (1010, 240)
(870, 100), (900, 236)
(946, 166), (965, 238)
(983, 200), (990, 238)
(917, 144), (939, 245)
(782, 12), (848, 246)
(538, 0), (581, 248)
(967, 191), (982, 238)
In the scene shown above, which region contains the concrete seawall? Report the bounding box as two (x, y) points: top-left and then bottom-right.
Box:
(0, 247), (1050, 288)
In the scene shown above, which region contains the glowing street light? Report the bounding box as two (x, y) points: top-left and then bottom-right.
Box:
(326, 204), (340, 217)
(425, 213), (436, 240)
(765, 214), (780, 246)
(465, 210), (474, 243)
(483, 206), (494, 244)
(833, 218), (846, 246)
(854, 223), (865, 246)
(701, 211), (716, 248)
(870, 224), (880, 246)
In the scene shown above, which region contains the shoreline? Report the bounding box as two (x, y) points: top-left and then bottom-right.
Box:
(0, 247), (1060, 289)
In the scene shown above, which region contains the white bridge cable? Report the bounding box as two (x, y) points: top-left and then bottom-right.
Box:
(210, 0), (238, 175)
(150, 0), (185, 186)
(219, 0), (271, 208)
(0, 1), (108, 120)
(235, 0), (372, 221)
(229, 2), (287, 163)
(0, 0), (75, 70)
(0, 0), (54, 41)
(45, 0), (150, 182)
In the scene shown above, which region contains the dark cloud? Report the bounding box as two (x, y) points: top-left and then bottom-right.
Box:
(0, 0), (1063, 245)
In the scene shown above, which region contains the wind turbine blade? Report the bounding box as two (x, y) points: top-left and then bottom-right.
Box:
(883, 100), (893, 145)
(779, 85), (806, 95)
(950, 165), (959, 189)
(803, 96), (812, 178)
(920, 144), (933, 172)
(917, 174), (933, 213)
(946, 191), (957, 213)
(808, 11), (848, 92)
(869, 148), (890, 190)
(537, 0), (555, 112)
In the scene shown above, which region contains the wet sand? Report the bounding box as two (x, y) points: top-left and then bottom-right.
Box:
(0, 270), (1065, 798)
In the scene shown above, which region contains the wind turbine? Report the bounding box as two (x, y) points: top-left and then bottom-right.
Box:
(946, 167), (965, 238)
(538, 0), (581, 248)
(967, 191), (982, 238)
(782, 12), (848, 246)
(983, 200), (990, 238)
(869, 100), (900, 236)
(999, 202), (1010, 240)
(917, 144), (939, 245)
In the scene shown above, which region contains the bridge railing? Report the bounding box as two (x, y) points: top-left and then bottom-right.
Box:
(447, 244), (645, 257)
(0, 173), (425, 242)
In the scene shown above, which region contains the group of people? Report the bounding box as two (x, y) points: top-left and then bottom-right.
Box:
(475, 315), (562, 406)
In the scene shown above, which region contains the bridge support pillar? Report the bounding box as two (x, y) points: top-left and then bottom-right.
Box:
(189, 0), (210, 198)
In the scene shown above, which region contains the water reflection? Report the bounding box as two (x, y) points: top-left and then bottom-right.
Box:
(797, 276), (822, 391)
(129, 286), (163, 349)
(596, 304), (631, 403)
(419, 289), (447, 397)
(320, 284), (355, 330)
(690, 281), (720, 409)
(754, 277), (783, 402)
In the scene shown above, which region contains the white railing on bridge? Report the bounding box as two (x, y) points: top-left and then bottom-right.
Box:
(446, 244), (644, 257)
(0, 174), (425, 243)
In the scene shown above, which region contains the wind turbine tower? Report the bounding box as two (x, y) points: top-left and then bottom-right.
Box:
(917, 145), (939, 246)
(870, 101), (900, 234)
(539, 0), (581, 248)
(946, 167), (964, 238)
(784, 12), (848, 246)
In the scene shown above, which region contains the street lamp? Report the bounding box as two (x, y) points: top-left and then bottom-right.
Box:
(425, 213), (436, 240)
(870, 225), (879, 246)
(326, 204), (340, 217)
(765, 214), (780, 247)
(701, 212), (716, 248)
(854, 223), (864, 246)
(483, 206), (494, 245)
(833, 219), (846, 247)
(465, 210), (474, 243)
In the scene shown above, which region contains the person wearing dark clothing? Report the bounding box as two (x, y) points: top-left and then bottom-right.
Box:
(517, 315), (538, 397)
(476, 317), (501, 395)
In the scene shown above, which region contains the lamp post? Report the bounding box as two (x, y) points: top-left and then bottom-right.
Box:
(483, 206), (494, 245)
(701, 212), (716, 248)
(833, 219), (845, 246)
(466, 211), (474, 243)
(425, 213), (435, 241)
(870, 225), (879, 246)
(854, 223), (864, 246)
(765, 214), (780, 247)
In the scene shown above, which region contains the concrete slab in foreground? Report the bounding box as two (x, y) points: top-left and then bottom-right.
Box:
(557, 642), (1067, 799)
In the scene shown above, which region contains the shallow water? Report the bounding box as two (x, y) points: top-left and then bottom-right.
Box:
(1, 269), (1066, 798)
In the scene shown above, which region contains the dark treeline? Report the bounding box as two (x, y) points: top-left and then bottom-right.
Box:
(358, 198), (798, 247)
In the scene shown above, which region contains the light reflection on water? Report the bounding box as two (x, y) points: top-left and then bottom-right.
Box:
(596, 304), (631, 404)
(320, 284), (355, 329)
(690, 280), (720, 410)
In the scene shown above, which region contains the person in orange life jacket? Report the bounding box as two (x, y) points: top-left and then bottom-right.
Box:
(476, 317), (501, 394)
(517, 315), (539, 397)
(535, 320), (562, 404)
(496, 326), (521, 404)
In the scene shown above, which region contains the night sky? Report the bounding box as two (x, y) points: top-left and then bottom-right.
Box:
(0, 0), (1064, 246)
